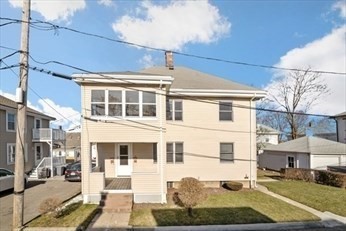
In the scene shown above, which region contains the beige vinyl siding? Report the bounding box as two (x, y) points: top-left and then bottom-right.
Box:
(166, 97), (257, 184)
(81, 84), (166, 196)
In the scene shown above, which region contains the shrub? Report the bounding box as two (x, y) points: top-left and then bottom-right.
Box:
(178, 177), (207, 217)
(38, 197), (63, 218)
(315, 170), (346, 189)
(281, 168), (314, 182)
(223, 181), (243, 191)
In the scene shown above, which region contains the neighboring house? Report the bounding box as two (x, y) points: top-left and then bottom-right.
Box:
(0, 95), (58, 173)
(259, 136), (346, 171)
(256, 124), (280, 153)
(332, 112), (346, 143)
(53, 132), (81, 161)
(73, 53), (266, 204)
(313, 132), (337, 142)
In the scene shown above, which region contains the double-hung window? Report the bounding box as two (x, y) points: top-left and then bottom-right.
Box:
(91, 90), (105, 116)
(108, 90), (122, 116)
(143, 92), (156, 117)
(166, 99), (182, 120)
(166, 142), (184, 163)
(220, 143), (234, 162)
(35, 118), (41, 129)
(219, 101), (233, 121)
(7, 143), (16, 164)
(125, 91), (139, 116)
(7, 112), (16, 131)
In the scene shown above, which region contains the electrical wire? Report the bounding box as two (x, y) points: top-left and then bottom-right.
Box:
(1, 17), (345, 76)
(0, 60), (80, 127)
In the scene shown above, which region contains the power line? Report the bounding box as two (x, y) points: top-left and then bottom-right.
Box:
(0, 60), (79, 127)
(1, 17), (345, 76)
(25, 55), (333, 118)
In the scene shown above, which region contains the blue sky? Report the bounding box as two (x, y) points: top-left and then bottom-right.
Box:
(0, 0), (345, 129)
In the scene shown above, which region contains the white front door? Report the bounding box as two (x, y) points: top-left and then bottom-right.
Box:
(35, 143), (43, 165)
(117, 144), (132, 176)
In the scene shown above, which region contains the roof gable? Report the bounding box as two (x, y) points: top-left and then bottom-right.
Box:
(0, 95), (55, 120)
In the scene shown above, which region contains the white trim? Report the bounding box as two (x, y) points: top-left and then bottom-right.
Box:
(73, 73), (173, 85)
(6, 111), (16, 132)
(34, 143), (43, 165)
(116, 143), (132, 176)
(169, 89), (266, 98)
(34, 117), (42, 129)
(6, 143), (16, 165)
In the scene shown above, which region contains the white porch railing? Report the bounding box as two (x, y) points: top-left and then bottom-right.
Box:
(32, 128), (66, 142)
(36, 156), (66, 169)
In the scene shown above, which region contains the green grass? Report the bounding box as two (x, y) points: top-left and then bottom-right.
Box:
(260, 181), (346, 216)
(129, 190), (319, 227)
(28, 202), (99, 228)
(257, 169), (281, 180)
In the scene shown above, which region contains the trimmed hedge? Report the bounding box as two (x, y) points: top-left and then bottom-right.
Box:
(223, 181), (243, 191)
(281, 168), (346, 189)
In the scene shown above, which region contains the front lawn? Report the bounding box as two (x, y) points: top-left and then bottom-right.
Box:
(257, 168), (281, 180)
(260, 181), (346, 216)
(129, 189), (318, 227)
(27, 202), (98, 228)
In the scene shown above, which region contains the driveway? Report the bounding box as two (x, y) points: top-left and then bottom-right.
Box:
(0, 176), (81, 231)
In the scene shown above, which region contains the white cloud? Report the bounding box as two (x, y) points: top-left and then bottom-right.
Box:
(98, 0), (115, 7)
(266, 25), (346, 115)
(139, 54), (155, 68)
(0, 91), (80, 130)
(333, 0), (346, 18)
(8, 0), (86, 22)
(112, 0), (230, 51)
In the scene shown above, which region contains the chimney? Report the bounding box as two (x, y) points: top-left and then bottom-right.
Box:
(165, 51), (174, 70)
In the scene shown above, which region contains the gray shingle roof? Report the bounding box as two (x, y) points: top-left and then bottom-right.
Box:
(140, 66), (261, 91)
(264, 136), (346, 155)
(0, 95), (55, 120)
(333, 111), (346, 118)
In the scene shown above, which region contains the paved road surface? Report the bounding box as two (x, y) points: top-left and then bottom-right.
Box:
(0, 177), (81, 231)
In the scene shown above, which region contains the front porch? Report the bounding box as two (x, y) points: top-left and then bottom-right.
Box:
(84, 142), (165, 204)
(105, 178), (131, 190)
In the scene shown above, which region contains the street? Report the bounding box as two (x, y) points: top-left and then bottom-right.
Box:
(0, 177), (81, 231)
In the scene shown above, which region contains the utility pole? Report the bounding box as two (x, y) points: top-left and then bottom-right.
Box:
(13, 0), (31, 230)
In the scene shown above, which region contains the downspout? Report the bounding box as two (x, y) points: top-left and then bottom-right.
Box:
(249, 94), (256, 188)
(159, 80), (165, 203)
(50, 129), (54, 177)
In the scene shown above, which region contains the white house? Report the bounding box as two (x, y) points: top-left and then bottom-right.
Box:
(333, 112), (346, 144)
(256, 124), (280, 152)
(259, 136), (346, 171)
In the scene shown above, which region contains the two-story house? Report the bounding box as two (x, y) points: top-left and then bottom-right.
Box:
(0, 95), (55, 173)
(73, 53), (266, 204)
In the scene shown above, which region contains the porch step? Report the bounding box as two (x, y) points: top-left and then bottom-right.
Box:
(99, 193), (133, 213)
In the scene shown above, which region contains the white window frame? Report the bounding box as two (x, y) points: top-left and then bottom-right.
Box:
(6, 111), (16, 132)
(7, 143), (16, 165)
(287, 156), (295, 168)
(220, 143), (234, 163)
(166, 142), (184, 164)
(34, 118), (42, 129)
(166, 99), (183, 121)
(90, 89), (157, 119)
(219, 101), (233, 121)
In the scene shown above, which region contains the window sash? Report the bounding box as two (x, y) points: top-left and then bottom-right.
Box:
(7, 144), (16, 164)
(219, 101), (233, 121)
(166, 99), (182, 121)
(153, 143), (157, 163)
(7, 113), (15, 131)
(166, 142), (183, 163)
(220, 143), (234, 162)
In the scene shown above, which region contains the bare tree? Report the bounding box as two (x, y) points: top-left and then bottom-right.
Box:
(267, 68), (328, 140)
